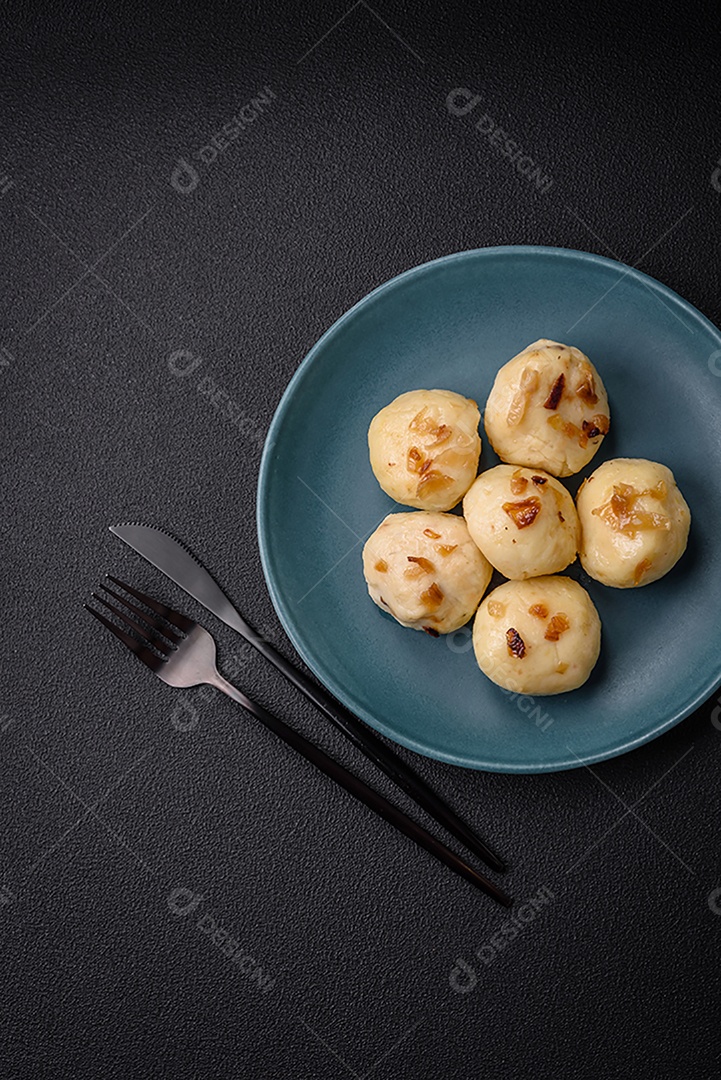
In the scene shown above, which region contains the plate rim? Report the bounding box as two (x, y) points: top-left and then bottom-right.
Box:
(257, 244), (721, 772)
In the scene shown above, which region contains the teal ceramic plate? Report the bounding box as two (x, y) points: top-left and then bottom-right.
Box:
(258, 247), (721, 772)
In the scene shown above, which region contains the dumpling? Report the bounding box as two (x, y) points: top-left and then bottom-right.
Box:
(362, 511), (492, 635)
(473, 576), (601, 695)
(368, 389), (481, 511)
(576, 458), (691, 588)
(484, 339), (610, 477)
(463, 464), (579, 579)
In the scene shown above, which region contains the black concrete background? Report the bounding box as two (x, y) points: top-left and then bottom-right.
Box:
(2, 2), (721, 1077)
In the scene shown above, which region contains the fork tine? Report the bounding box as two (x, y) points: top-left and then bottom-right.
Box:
(91, 595), (174, 655)
(106, 576), (195, 633)
(84, 605), (164, 671)
(98, 583), (182, 645)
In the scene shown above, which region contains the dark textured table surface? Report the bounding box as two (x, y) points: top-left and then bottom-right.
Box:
(2, 3), (721, 1077)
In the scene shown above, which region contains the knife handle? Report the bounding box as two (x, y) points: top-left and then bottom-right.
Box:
(247, 632), (506, 873)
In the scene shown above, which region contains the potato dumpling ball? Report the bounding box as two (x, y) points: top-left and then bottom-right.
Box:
(484, 339), (610, 477)
(368, 389), (481, 511)
(473, 577), (601, 695)
(576, 458), (691, 589)
(362, 511), (492, 635)
(463, 464), (579, 580)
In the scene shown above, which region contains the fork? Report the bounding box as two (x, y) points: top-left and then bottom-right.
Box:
(85, 577), (512, 907)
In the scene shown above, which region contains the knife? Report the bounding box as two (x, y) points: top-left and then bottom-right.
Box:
(110, 522), (506, 873)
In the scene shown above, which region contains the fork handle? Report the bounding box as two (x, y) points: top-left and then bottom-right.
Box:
(245, 633), (505, 873)
(208, 671), (511, 907)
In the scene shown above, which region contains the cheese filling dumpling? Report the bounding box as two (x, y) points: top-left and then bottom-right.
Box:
(484, 339), (610, 477)
(473, 577), (601, 695)
(463, 464), (579, 579)
(362, 511), (492, 635)
(576, 458), (691, 588)
(368, 389), (481, 511)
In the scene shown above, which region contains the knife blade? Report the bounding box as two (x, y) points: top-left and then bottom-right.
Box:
(109, 521), (506, 873)
(110, 523), (256, 639)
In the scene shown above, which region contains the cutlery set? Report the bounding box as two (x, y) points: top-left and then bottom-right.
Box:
(85, 524), (511, 906)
